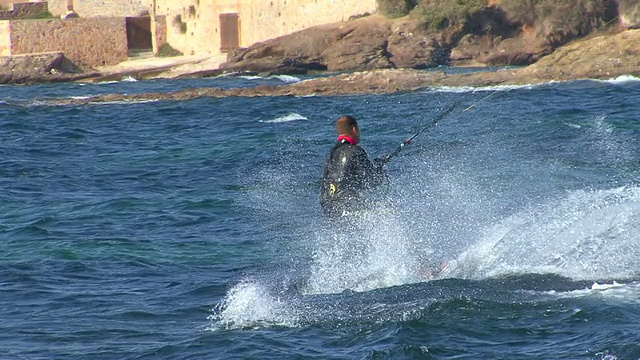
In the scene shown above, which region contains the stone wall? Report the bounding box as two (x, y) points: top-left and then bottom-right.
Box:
(47, 0), (153, 18)
(155, 0), (376, 56)
(10, 17), (128, 66)
(0, 2), (48, 20)
(0, 21), (10, 55)
(3, 0), (375, 68)
(0, 0), (36, 9)
(245, 0), (376, 44)
(151, 14), (166, 53)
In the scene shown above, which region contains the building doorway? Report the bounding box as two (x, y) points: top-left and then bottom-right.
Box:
(219, 13), (239, 53)
(126, 16), (153, 55)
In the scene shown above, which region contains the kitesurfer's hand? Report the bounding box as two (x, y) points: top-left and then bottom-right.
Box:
(374, 155), (389, 167)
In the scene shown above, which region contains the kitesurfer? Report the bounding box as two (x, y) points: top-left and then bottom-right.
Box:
(320, 115), (386, 217)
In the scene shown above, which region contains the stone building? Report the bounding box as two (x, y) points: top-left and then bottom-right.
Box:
(1, 0), (377, 68)
(45, 0), (377, 57)
(0, 0), (165, 67)
(152, 0), (377, 56)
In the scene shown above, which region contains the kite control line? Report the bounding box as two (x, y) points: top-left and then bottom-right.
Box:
(375, 101), (459, 166)
(375, 90), (502, 166)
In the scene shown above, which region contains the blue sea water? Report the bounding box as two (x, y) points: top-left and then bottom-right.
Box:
(2, 72), (640, 359)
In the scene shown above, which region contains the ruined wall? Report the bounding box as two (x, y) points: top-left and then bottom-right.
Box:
(159, 0), (217, 56)
(10, 17), (128, 66)
(0, 0), (36, 9)
(47, 0), (153, 18)
(0, 20), (11, 55)
(155, 0), (376, 56)
(244, 0), (376, 45)
(151, 14), (166, 52)
(0, 2), (48, 20)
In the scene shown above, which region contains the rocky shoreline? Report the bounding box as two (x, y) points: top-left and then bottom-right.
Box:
(0, 52), (100, 85)
(3, 7), (639, 100)
(30, 27), (640, 106)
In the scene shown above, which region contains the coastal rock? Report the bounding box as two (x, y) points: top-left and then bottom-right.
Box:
(43, 28), (640, 106)
(450, 33), (550, 66)
(516, 29), (640, 83)
(220, 2), (623, 75)
(221, 15), (445, 75)
(0, 52), (98, 85)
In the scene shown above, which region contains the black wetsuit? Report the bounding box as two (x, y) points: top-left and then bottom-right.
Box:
(320, 138), (385, 217)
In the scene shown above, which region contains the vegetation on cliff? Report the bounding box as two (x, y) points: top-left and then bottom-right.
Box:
(377, 0), (414, 18)
(618, 0), (640, 28)
(499, 0), (618, 45)
(156, 43), (183, 58)
(377, 0), (621, 33)
(372, 0), (638, 65)
(8, 9), (55, 20)
(409, 0), (486, 30)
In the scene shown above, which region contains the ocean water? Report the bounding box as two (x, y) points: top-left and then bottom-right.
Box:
(1, 72), (640, 359)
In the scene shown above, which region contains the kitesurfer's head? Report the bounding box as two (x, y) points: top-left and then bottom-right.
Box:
(336, 115), (360, 144)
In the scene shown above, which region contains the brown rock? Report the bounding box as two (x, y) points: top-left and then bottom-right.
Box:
(221, 3), (623, 75)
(320, 20), (393, 71)
(33, 29), (640, 106)
(0, 52), (97, 85)
(387, 31), (445, 68)
(221, 15), (444, 75)
(515, 29), (640, 82)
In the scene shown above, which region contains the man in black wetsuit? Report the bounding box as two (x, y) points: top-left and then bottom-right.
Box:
(320, 115), (386, 217)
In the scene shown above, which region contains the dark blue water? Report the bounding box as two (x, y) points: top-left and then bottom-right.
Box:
(2, 73), (640, 359)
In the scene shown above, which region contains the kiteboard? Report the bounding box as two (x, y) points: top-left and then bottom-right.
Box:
(419, 259), (458, 281)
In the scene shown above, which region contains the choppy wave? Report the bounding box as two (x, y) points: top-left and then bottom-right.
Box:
(455, 185), (640, 281)
(95, 80), (120, 85)
(428, 82), (547, 94)
(208, 280), (299, 330)
(271, 75), (301, 83)
(238, 74), (301, 83)
(555, 280), (640, 304)
(602, 75), (640, 84)
(260, 113), (308, 123)
(238, 75), (264, 80)
(4, 73), (640, 359)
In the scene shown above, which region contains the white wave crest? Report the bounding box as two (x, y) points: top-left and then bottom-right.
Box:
(96, 80), (120, 85)
(603, 75), (640, 84)
(260, 113), (308, 123)
(214, 71), (240, 78)
(91, 99), (160, 106)
(426, 83), (542, 94)
(271, 75), (301, 83)
(207, 280), (298, 330)
(553, 280), (640, 304)
(455, 185), (640, 281)
(303, 205), (429, 295)
(239, 75), (263, 80)
(122, 76), (138, 82)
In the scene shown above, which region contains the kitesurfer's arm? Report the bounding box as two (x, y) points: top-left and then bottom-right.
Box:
(354, 147), (386, 190)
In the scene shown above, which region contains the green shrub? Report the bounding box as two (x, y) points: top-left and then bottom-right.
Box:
(499, 0), (615, 44)
(31, 10), (55, 19)
(16, 9), (55, 20)
(156, 43), (183, 57)
(410, 0), (486, 30)
(377, 0), (415, 18)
